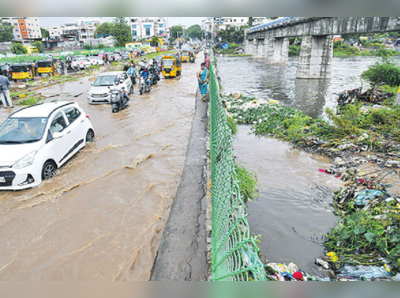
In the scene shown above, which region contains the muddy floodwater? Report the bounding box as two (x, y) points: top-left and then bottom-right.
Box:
(218, 56), (389, 275)
(0, 55), (202, 280)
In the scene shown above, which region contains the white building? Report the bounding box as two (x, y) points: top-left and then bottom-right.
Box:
(45, 26), (63, 39)
(201, 17), (249, 33)
(252, 17), (270, 26)
(0, 17), (42, 41)
(128, 17), (167, 41)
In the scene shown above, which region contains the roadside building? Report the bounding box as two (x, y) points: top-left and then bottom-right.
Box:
(128, 17), (167, 41)
(0, 17), (42, 41)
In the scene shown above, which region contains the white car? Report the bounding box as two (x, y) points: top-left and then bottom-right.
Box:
(87, 71), (133, 104)
(88, 56), (105, 66)
(71, 58), (91, 69)
(0, 102), (95, 190)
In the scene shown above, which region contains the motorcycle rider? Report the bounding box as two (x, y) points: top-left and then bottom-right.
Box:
(140, 67), (151, 89)
(113, 77), (130, 105)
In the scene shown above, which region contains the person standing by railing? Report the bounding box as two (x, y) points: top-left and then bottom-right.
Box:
(197, 62), (208, 101)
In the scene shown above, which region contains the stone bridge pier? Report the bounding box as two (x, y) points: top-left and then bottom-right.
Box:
(296, 35), (333, 79)
(245, 34), (332, 79)
(266, 37), (289, 65)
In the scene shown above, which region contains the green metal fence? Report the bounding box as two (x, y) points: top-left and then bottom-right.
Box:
(209, 51), (267, 281)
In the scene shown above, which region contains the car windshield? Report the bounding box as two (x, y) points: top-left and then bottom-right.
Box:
(162, 60), (174, 67)
(93, 75), (118, 86)
(0, 117), (48, 144)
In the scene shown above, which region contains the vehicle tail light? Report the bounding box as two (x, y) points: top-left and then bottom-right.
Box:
(86, 115), (90, 120)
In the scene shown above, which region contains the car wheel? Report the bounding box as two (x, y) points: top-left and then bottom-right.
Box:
(42, 160), (57, 180)
(86, 129), (95, 143)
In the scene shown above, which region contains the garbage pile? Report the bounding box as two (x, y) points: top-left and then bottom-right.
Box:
(264, 262), (328, 281)
(337, 85), (394, 113)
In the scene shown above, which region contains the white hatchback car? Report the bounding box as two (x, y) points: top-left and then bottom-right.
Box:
(87, 71), (133, 104)
(71, 57), (91, 70)
(0, 102), (95, 190)
(88, 56), (105, 66)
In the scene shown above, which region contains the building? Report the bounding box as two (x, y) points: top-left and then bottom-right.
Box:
(45, 26), (63, 40)
(128, 17), (167, 41)
(0, 17), (42, 41)
(201, 17), (249, 33)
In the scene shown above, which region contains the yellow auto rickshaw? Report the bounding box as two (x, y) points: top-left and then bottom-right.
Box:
(11, 63), (35, 82)
(181, 51), (190, 63)
(162, 56), (182, 78)
(37, 59), (56, 76)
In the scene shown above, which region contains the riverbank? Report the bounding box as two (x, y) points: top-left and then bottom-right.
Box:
(225, 92), (400, 280)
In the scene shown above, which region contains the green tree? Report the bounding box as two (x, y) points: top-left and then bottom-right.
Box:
(188, 24), (202, 39)
(111, 17), (133, 47)
(170, 25), (183, 40)
(83, 44), (93, 50)
(248, 17), (254, 27)
(95, 22), (113, 37)
(219, 26), (247, 43)
(0, 20), (14, 42)
(96, 44), (105, 49)
(11, 43), (27, 54)
(150, 35), (159, 47)
(40, 28), (49, 39)
(32, 41), (44, 53)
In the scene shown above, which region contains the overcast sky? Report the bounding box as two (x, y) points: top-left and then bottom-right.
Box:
(39, 17), (205, 27)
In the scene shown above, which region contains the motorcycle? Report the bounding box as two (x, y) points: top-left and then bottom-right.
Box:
(108, 85), (129, 113)
(66, 61), (80, 72)
(138, 76), (151, 95)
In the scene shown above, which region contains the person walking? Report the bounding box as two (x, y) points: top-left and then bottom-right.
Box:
(0, 70), (14, 108)
(196, 62), (208, 101)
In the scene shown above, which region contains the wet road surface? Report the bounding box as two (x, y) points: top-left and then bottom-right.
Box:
(0, 55), (202, 280)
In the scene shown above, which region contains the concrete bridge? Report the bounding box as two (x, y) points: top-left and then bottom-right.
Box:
(245, 17), (400, 79)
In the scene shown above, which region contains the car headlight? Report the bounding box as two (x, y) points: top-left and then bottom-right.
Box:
(88, 92), (93, 97)
(13, 151), (37, 169)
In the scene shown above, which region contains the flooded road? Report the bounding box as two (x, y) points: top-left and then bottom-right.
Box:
(0, 55), (202, 280)
(218, 56), (385, 274)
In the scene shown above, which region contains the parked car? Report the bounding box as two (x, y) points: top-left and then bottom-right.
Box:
(87, 71), (133, 104)
(121, 53), (130, 60)
(113, 54), (122, 61)
(71, 58), (91, 70)
(0, 102), (95, 190)
(88, 56), (105, 66)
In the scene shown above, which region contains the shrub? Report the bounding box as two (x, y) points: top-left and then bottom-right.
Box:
(288, 45), (300, 56)
(234, 163), (260, 203)
(362, 58), (400, 87)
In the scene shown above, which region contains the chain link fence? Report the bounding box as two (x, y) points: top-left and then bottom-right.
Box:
(209, 51), (267, 281)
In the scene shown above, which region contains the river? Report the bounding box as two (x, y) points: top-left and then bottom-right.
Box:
(0, 55), (201, 280)
(218, 55), (390, 275)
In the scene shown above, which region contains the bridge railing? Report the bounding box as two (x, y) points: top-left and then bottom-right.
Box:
(209, 50), (266, 281)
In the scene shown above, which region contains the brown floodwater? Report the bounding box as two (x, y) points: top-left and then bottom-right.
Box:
(0, 55), (202, 280)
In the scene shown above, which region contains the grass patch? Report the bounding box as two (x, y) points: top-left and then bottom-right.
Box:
(234, 163), (260, 203)
(227, 116), (238, 135)
(17, 96), (43, 106)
